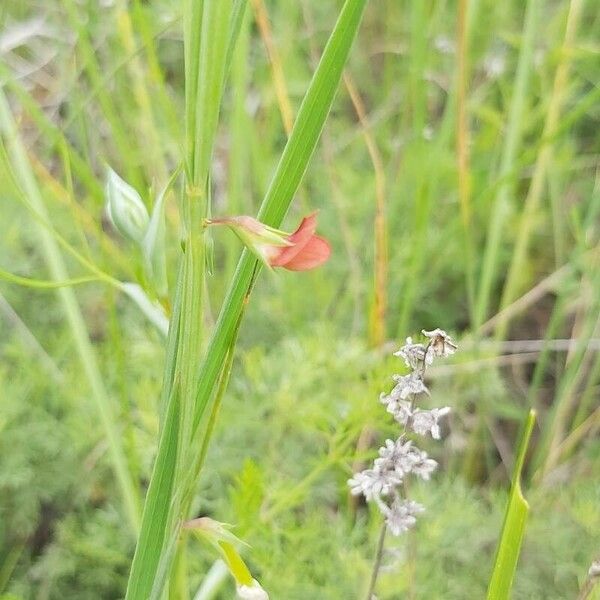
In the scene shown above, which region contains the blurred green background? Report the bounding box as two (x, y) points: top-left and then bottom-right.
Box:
(0, 0), (599, 598)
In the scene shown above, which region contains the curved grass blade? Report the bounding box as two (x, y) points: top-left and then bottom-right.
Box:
(487, 409), (536, 600)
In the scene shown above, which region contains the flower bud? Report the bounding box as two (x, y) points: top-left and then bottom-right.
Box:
(105, 167), (149, 244)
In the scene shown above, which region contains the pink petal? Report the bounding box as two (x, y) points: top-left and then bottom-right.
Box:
(282, 235), (331, 271)
(269, 212), (318, 267)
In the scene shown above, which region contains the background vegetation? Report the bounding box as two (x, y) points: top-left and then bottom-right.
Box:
(0, 0), (598, 598)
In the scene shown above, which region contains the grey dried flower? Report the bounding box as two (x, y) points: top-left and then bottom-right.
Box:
(383, 499), (425, 536)
(381, 397), (413, 426)
(394, 337), (428, 369)
(348, 468), (403, 501)
(411, 407), (452, 440)
(373, 438), (437, 480)
(381, 373), (429, 406)
(422, 328), (457, 362)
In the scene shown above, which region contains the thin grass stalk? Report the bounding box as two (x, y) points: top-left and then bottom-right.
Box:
(365, 523), (387, 600)
(126, 2), (233, 597)
(456, 0), (476, 325)
(0, 89), (141, 532)
(114, 2), (168, 183)
(251, 0), (294, 136)
(396, 181), (430, 336)
(407, 0), (427, 137)
(343, 73), (388, 347)
(251, 0), (311, 212)
(131, 0), (181, 144)
(226, 7), (252, 279)
(572, 341), (600, 430)
(1, 72), (103, 200)
(495, 0), (584, 341)
(474, 0), (540, 328)
(302, 0), (362, 331)
(60, 0), (143, 189)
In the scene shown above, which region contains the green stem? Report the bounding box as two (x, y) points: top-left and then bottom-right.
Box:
(365, 522), (387, 600)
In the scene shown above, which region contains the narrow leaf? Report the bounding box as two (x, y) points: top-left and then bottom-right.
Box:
(487, 409), (536, 600)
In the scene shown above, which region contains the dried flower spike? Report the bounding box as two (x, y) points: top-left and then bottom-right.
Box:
(348, 328), (457, 539)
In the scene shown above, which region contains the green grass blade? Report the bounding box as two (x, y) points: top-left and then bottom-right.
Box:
(487, 409), (536, 600)
(193, 0), (368, 431)
(475, 0), (539, 328)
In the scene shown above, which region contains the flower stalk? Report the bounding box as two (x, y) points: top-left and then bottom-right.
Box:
(349, 329), (457, 597)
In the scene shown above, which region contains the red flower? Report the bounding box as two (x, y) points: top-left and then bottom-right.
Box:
(207, 212), (331, 272)
(269, 212), (330, 271)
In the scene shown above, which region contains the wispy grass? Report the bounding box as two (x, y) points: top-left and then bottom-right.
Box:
(0, 90), (141, 532)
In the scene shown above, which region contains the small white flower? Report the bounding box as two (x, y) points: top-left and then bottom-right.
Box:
(391, 373), (429, 399)
(411, 407), (451, 439)
(373, 438), (437, 480)
(375, 438), (411, 464)
(383, 498), (425, 536)
(406, 447), (438, 480)
(380, 391), (413, 426)
(236, 579), (269, 599)
(394, 337), (428, 369)
(374, 438), (413, 473)
(348, 468), (402, 501)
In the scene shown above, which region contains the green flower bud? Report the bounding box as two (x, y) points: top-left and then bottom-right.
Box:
(105, 167), (149, 244)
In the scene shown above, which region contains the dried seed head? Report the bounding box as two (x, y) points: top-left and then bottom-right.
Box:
(422, 329), (457, 360)
(348, 468), (403, 501)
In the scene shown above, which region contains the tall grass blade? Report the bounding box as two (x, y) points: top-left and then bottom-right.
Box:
(192, 0), (368, 432)
(487, 409), (536, 600)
